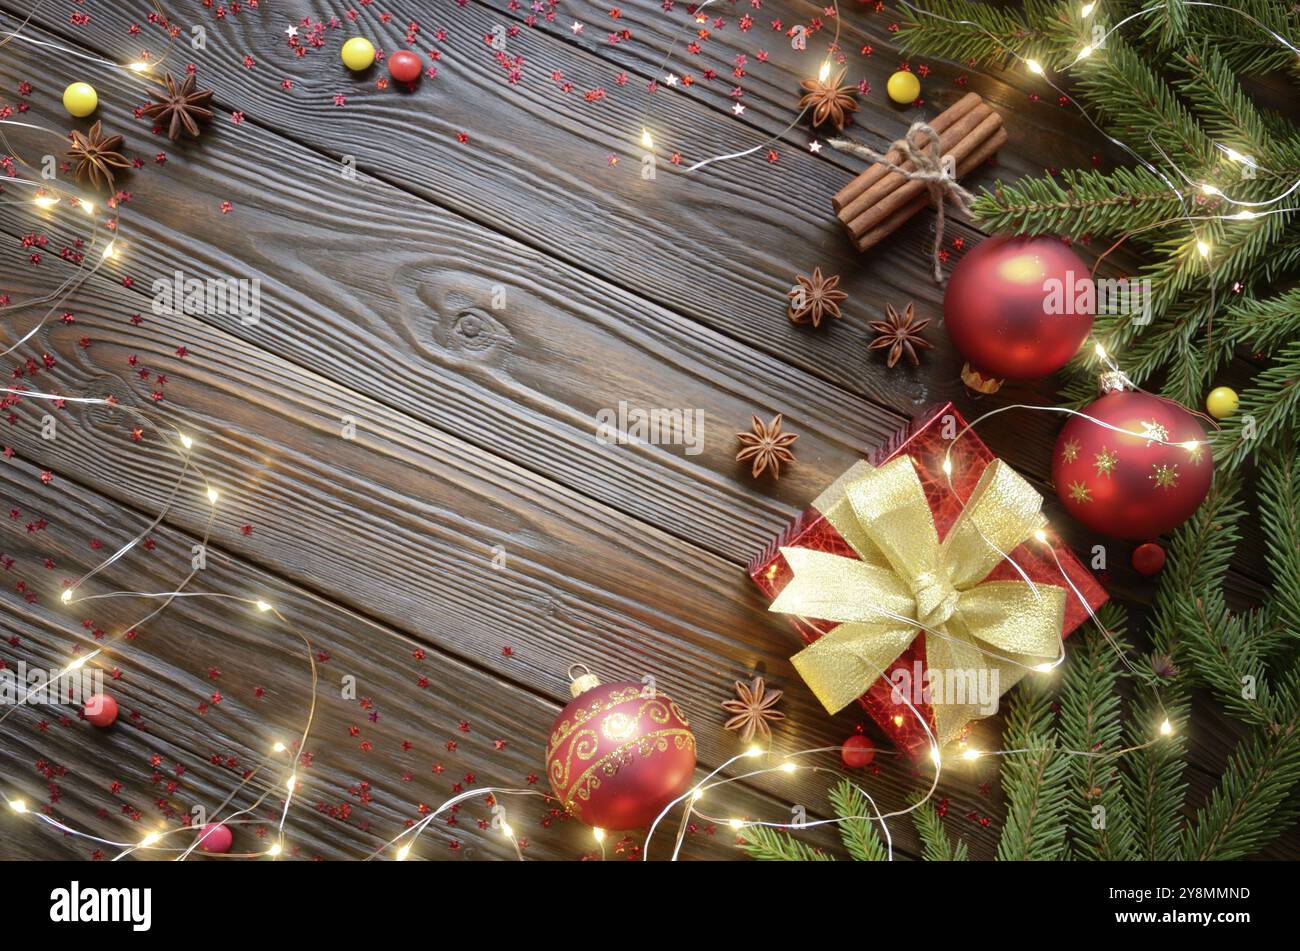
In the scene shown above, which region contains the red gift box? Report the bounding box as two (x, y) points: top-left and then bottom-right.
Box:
(749, 403), (1108, 757)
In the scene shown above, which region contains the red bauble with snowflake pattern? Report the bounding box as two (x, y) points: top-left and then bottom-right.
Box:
(1052, 389), (1212, 539)
(545, 668), (696, 831)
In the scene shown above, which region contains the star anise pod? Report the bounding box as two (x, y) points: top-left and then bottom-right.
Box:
(799, 68), (858, 130)
(868, 301), (932, 368)
(736, 413), (797, 479)
(144, 72), (215, 140)
(788, 267), (847, 327)
(721, 677), (785, 745)
(66, 121), (132, 191)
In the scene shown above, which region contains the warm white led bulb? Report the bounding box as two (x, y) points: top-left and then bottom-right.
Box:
(1026, 59), (1045, 75)
(962, 749), (981, 761)
(61, 589), (74, 603)
(180, 434), (194, 449)
(592, 827), (606, 843)
(206, 488), (219, 505)
(256, 600), (273, 612)
(9, 799), (27, 813)
(267, 842), (282, 857)
(396, 844), (411, 861)
(1160, 719), (1173, 736)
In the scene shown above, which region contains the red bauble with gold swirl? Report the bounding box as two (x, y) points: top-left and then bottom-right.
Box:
(944, 235), (1095, 392)
(546, 670), (696, 831)
(1052, 389), (1212, 540)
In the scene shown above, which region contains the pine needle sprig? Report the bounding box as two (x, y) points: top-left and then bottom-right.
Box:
(909, 793), (970, 861)
(1058, 605), (1139, 860)
(828, 779), (889, 861)
(996, 676), (1072, 860)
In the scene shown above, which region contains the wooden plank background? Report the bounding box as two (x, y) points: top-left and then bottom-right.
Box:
(0, 1), (1293, 860)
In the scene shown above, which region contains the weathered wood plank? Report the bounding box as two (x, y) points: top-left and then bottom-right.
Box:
(0, 245), (958, 856)
(0, 15), (1272, 593)
(4, 0), (1270, 586)
(1, 437), (842, 861)
(2, 1), (1289, 862)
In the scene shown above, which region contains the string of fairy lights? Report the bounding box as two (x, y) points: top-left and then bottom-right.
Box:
(0, 0), (1291, 861)
(0, 3), (323, 861)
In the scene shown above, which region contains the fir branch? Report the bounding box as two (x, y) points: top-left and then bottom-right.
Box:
(971, 168), (1195, 237)
(1214, 339), (1300, 472)
(1225, 287), (1300, 353)
(1259, 448), (1300, 637)
(996, 676), (1072, 860)
(828, 779), (889, 861)
(895, 0), (1043, 69)
(1058, 605), (1139, 861)
(1180, 592), (1278, 726)
(909, 793), (969, 861)
(1122, 688), (1189, 860)
(1181, 682), (1300, 860)
(1122, 473), (1245, 858)
(1184, 0), (1300, 75)
(1173, 45), (1277, 161)
(736, 823), (834, 861)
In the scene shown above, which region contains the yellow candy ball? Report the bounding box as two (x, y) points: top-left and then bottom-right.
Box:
(341, 37), (377, 71)
(1206, 385), (1239, 419)
(886, 70), (921, 104)
(62, 82), (98, 118)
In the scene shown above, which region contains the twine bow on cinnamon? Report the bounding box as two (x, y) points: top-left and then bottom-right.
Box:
(830, 123), (975, 282)
(828, 92), (1007, 278)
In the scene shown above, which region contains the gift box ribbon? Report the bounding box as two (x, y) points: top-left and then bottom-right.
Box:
(769, 455), (1066, 746)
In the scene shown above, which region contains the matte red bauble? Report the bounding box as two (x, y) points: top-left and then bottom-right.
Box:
(944, 235), (1095, 392)
(1131, 542), (1167, 576)
(546, 669), (696, 830)
(1053, 389), (1212, 539)
(387, 50), (423, 83)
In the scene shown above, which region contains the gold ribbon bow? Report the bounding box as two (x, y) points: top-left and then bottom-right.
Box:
(769, 455), (1065, 747)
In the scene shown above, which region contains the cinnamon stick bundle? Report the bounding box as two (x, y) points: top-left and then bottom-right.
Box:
(833, 93), (1005, 253)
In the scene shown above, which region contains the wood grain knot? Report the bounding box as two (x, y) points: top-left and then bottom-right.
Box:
(447, 307), (511, 358)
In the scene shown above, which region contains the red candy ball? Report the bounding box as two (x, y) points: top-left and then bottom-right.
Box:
(1132, 542), (1167, 576)
(546, 675), (696, 831)
(387, 50), (423, 83)
(197, 823), (233, 854)
(840, 734), (875, 769)
(944, 235), (1095, 391)
(83, 693), (117, 727)
(1053, 389), (1212, 539)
